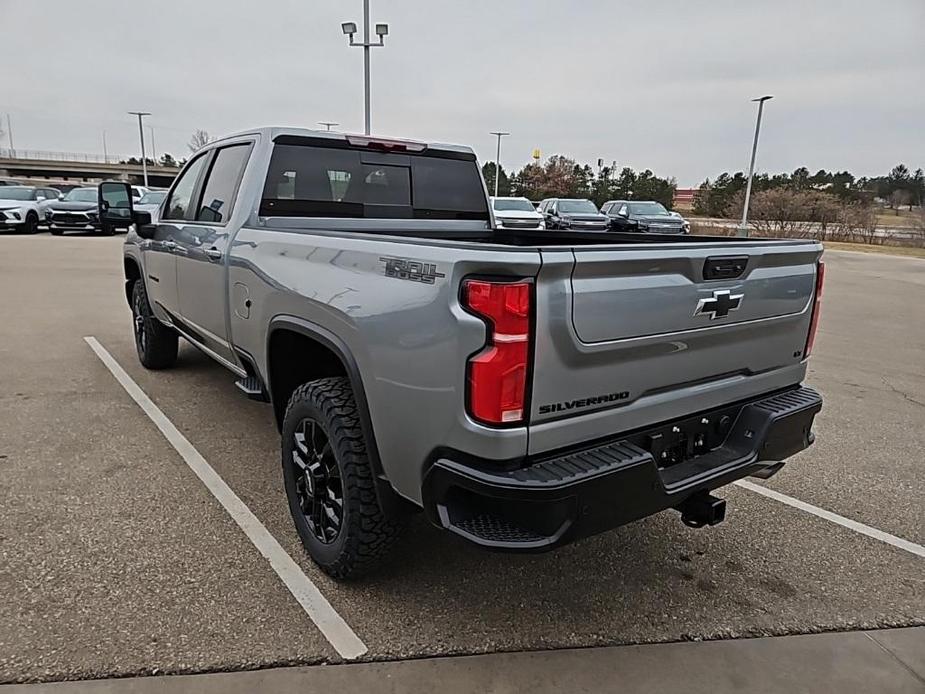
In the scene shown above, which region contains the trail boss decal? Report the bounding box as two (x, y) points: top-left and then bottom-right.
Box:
(380, 257), (445, 284)
(538, 391), (630, 415)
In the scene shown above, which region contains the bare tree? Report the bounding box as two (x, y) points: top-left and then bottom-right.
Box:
(835, 203), (878, 244)
(912, 206), (925, 248)
(187, 129), (212, 153)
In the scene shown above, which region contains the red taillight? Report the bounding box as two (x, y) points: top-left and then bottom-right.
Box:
(463, 279), (532, 425)
(804, 261), (825, 357)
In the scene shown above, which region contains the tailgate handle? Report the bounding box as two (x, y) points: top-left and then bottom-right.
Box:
(704, 256), (748, 280)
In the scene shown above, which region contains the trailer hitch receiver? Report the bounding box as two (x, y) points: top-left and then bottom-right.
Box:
(676, 492), (726, 528)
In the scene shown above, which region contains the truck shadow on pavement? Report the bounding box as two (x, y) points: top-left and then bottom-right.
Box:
(126, 343), (912, 656)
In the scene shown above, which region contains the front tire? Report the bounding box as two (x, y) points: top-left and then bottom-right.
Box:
(131, 280), (178, 369)
(24, 213), (39, 234)
(282, 377), (404, 579)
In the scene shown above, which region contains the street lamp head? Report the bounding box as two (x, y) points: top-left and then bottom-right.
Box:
(341, 21), (357, 35)
(752, 95), (774, 102)
(375, 23), (389, 36)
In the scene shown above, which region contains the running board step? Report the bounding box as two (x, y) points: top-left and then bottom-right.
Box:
(234, 376), (269, 402)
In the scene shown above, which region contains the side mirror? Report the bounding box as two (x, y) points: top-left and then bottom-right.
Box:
(98, 181), (134, 226)
(135, 212), (155, 238)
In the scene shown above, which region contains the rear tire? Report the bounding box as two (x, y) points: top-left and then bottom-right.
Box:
(131, 280), (178, 369)
(282, 377), (405, 580)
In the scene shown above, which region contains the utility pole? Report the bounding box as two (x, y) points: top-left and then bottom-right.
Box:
(342, 1), (389, 135)
(128, 111), (151, 187)
(102, 130), (108, 163)
(148, 126), (157, 163)
(5, 113), (14, 156)
(737, 95), (773, 237)
(318, 122), (340, 131)
(490, 131), (510, 197)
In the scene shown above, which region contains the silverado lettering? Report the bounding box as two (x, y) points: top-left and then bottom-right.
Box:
(539, 392), (630, 415)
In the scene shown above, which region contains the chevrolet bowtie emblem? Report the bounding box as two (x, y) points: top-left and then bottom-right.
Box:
(694, 289), (743, 319)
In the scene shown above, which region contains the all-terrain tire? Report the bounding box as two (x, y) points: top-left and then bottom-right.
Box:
(282, 377), (405, 579)
(131, 280), (178, 369)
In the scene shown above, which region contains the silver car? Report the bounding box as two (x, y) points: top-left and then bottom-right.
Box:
(134, 190), (167, 222)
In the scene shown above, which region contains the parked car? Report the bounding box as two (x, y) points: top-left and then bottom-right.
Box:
(134, 190), (167, 222)
(107, 126), (823, 580)
(539, 198), (610, 231)
(490, 196), (545, 230)
(0, 186), (60, 234)
(601, 200), (690, 234)
(46, 187), (105, 235)
(131, 185), (150, 202)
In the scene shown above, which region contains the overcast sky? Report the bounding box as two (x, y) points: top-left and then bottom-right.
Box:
(2, 0), (922, 185)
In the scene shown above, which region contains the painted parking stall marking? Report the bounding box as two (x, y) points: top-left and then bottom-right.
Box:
(735, 479), (925, 560)
(83, 336), (368, 660)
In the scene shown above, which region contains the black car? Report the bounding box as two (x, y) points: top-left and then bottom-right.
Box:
(601, 200), (690, 234)
(46, 187), (109, 235)
(539, 198), (609, 231)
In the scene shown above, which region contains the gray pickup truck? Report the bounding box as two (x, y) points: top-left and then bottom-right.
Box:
(100, 127), (824, 579)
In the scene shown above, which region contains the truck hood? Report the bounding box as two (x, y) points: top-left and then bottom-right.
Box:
(561, 213), (608, 223)
(493, 209), (542, 220)
(47, 201), (98, 212)
(631, 213), (684, 224)
(0, 198), (36, 209)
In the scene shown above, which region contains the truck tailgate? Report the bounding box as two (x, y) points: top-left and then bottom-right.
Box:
(528, 241), (823, 455)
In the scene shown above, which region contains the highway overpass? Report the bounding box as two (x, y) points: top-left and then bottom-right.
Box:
(0, 149), (179, 188)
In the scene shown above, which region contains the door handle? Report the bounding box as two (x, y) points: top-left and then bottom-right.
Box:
(204, 247), (223, 260)
(162, 240), (178, 250)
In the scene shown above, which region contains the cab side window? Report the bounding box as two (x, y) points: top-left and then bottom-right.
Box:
(196, 144), (252, 224)
(163, 154), (209, 221)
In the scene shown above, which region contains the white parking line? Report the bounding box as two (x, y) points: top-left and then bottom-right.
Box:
(83, 336), (368, 660)
(735, 479), (925, 559)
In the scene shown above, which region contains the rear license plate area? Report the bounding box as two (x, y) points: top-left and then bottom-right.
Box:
(635, 405), (741, 469)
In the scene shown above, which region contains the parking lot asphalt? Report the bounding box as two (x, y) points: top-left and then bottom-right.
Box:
(1, 235), (922, 684)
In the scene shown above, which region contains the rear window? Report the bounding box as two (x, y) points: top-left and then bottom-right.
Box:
(260, 143), (489, 221)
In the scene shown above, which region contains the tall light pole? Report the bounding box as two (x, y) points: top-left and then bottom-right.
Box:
(128, 111), (151, 187)
(148, 125), (157, 163)
(490, 131), (510, 197)
(318, 122), (340, 131)
(102, 130), (109, 163)
(5, 113), (14, 156)
(737, 95), (773, 237)
(342, 1), (389, 135)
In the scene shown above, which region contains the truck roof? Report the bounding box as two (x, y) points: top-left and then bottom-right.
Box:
(209, 126), (476, 158)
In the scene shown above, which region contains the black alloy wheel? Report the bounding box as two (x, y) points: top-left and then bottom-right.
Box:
(290, 417), (344, 544)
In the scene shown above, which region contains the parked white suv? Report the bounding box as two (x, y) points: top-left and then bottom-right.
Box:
(490, 196), (545, 230)
(0, 186), (60, 234)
